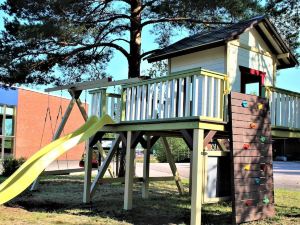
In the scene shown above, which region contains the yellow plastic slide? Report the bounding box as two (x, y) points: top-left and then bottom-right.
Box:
(0, 114), (114, 204)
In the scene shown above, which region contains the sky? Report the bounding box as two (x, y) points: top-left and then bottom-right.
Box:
(0, 2), (299, 94)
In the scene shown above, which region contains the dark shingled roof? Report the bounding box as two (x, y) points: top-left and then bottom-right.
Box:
(146, 15), (298, 68)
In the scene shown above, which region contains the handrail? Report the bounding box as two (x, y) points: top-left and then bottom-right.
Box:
(122, 68), (227, 88)
(264, 86), (300, 98)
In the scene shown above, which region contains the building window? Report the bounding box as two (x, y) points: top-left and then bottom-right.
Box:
(0, 105), (16, 159)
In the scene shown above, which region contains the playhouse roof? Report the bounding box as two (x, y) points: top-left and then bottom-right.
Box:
(147, 16), (298, 69)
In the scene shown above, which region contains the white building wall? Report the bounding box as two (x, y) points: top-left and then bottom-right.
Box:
(170, 46), (225, 74)
(227, 29), (275, 92)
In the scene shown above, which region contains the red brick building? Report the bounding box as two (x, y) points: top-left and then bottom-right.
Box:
(0, 86), (86, 161)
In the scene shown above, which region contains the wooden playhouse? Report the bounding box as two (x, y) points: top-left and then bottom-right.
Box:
(44, 16), (299, 224)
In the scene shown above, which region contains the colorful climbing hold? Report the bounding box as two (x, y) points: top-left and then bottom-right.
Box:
(245, 199), (253, 206)
(243, 143), (250, 150)
(250, 123), (256, 129)
(241, 100), (248, 108)
(244, 165), (251, 171)
(258, 103), (264, 110)
(263, 196), (270, 205)
(260, 136), (266, 143)
(255, 178), (261, 185)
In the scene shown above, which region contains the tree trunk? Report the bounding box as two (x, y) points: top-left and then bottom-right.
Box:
(128, 0), (142, 78)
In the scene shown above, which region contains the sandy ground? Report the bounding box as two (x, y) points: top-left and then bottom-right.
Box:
(46, 160), (300, 191)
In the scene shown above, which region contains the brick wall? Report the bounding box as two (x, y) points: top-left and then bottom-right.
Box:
(14, 89), (87, 160)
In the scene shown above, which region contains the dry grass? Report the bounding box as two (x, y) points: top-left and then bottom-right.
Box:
(0, 175), (299, 225)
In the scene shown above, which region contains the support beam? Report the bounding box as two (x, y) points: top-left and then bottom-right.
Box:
(90, 135), (121, 197)
(30, 98), (76, 191)
(83, 142), (93, 203)
(161, 137), (184, 195)
(142, 135), (151, 199)
(180, 130), (193, 150)
(203, 130), (217, 148)
(216, 139), (228, 151)
(190, 129), (204, 225)
(124, 131), (135, 210)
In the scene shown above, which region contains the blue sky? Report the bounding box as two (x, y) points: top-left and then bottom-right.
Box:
(0, 2), (299, 93)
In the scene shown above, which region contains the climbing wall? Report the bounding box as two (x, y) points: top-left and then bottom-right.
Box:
(229, 92), (275, 224)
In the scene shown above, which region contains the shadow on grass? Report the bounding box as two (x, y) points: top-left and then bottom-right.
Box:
(3, 176), (233, 225)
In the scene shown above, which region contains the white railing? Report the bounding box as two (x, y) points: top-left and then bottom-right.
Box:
(121, 68), (228, 122)
(265, 86), (300, 129)
(90, 89), (121, 122)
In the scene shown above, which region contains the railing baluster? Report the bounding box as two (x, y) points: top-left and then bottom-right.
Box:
(159, 82), (165, 119)
(141, 85), (147, 120)
(197, 76), (203, 116)
(152, 83), (158, 119)
(178, 78), (184, 117)
(130, 87), (136, 120)
(170, 79), (177, 118)
(270, 91), (276, 126)
(185, 77), (191, 117)
(215, 78), (221, 118)
(276, 92), (281, 126)
(136, 86), (142, 120)
(147, 84), (153, 119)
(209, 77), (215, 118)
(165, 81), (171, 118)
(126, 88), (131, 121)
(202, 75), (208, 116)
(192, 75), (199, 116)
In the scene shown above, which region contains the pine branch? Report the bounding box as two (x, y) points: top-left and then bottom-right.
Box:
(141, 17), (233, 27)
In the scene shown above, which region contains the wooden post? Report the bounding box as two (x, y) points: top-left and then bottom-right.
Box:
(142, 135), (151, 199)
(190, 129), (204, 225)
(161, 137), (184, 195)
(124, 131), (135, 210)
(189, 151), (193, 196)
(83, 142), (93, 203)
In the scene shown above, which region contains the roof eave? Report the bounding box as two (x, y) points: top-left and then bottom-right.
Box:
(147, 40), (226, 63)
(263, 19), (299, 66)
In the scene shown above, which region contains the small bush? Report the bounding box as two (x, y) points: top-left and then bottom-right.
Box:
(1, 156), (26, 177)
(153, 137), (190, 163)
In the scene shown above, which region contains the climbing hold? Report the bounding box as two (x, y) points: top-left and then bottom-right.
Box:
(258, 103), (264, 110)
(255, 178), (261, 185)
(250, 123), (256, 129)
(263, 196), (270, 205)
(243, 143), (250, 150)
(241, 100), (248, 108)
(244, 165), (251, 171)
(260, 136), (266, 143)
(260, 164), (266, 172)
(245, 199), (253, 206)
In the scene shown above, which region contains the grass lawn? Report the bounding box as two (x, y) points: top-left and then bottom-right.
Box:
(0, 175), (299, 225)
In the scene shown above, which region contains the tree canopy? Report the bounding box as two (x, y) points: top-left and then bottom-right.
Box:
(0, 0), (298, 85)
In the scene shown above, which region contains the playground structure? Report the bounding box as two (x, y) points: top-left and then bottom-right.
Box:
(0, 16), (299, 224)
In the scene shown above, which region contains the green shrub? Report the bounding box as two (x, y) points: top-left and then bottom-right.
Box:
(153, 137), (190, 163)
(1, 156), (26, 177)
